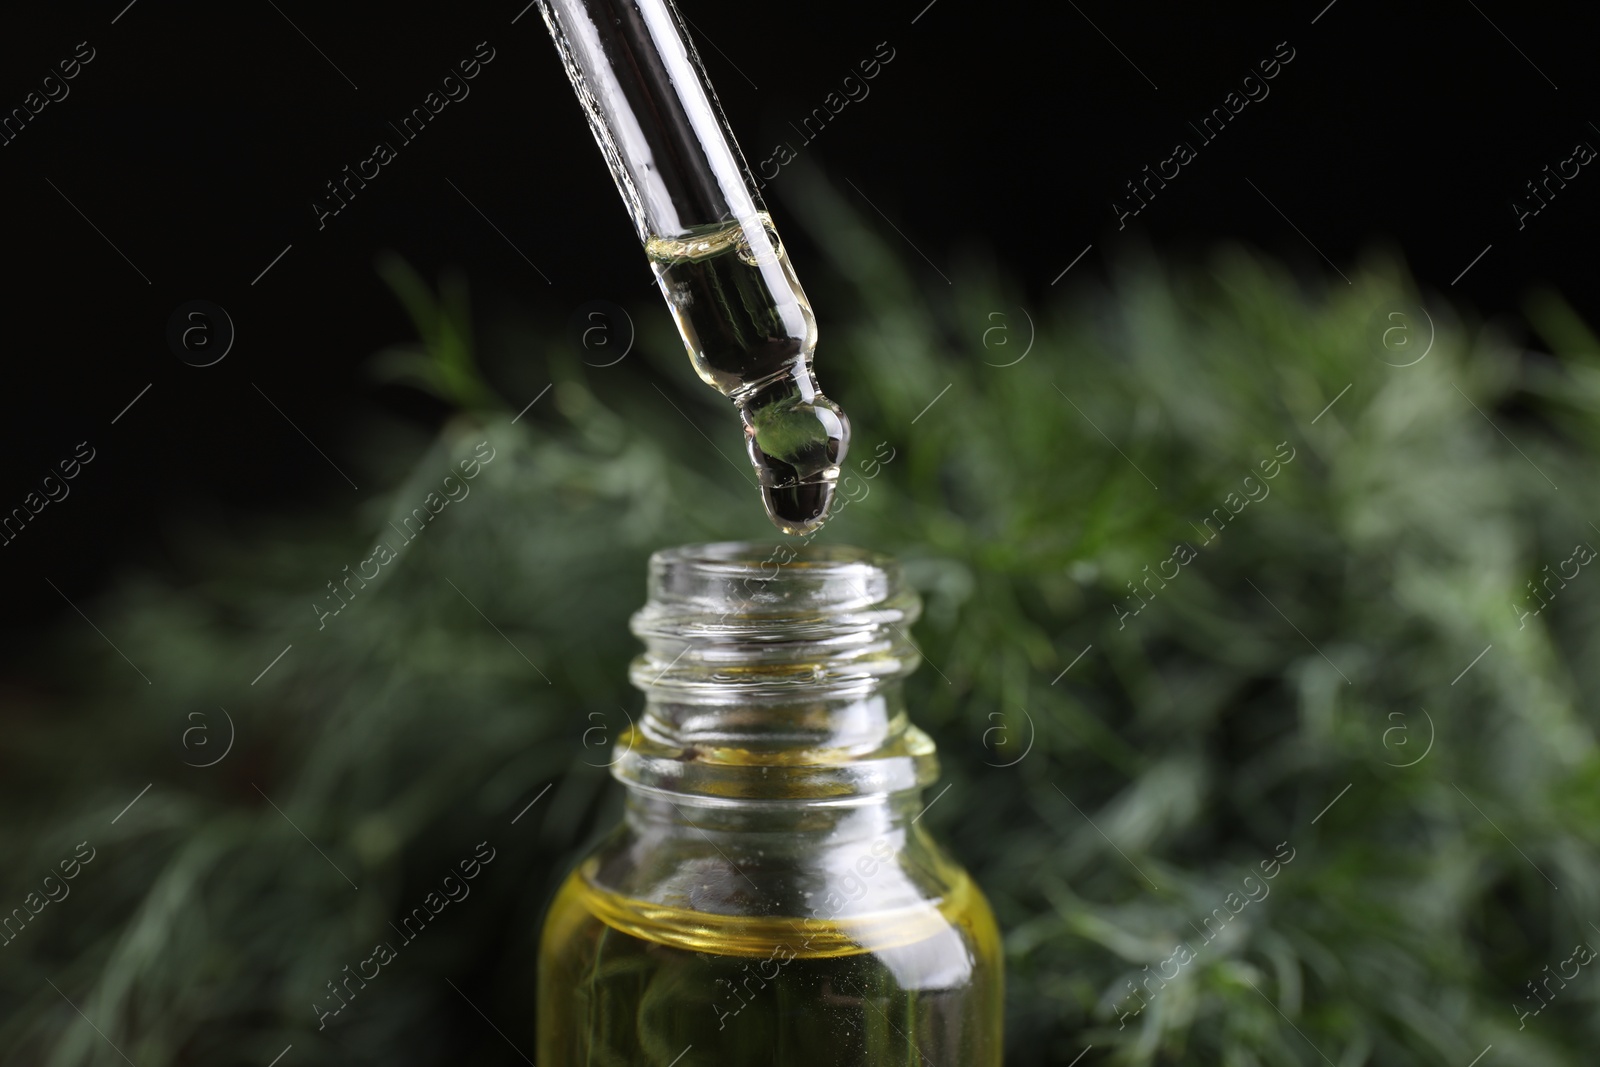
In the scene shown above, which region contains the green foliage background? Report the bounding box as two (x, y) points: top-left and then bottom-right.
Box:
(5, 170), (1600, 1064)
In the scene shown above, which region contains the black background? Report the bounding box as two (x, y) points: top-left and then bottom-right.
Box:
(1, 0), (1592, 655)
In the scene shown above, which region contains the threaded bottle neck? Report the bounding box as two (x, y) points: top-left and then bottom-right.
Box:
(614, 542), (938, 804)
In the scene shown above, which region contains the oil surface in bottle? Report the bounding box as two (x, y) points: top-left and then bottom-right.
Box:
(646, 214), (850, 536)
(538, 863), (1004, 1066)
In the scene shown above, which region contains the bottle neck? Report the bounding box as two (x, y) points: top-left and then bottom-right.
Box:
(612, 543), (939, 807)
(621, 786), (925, 841)
(612, 772), (937, 915)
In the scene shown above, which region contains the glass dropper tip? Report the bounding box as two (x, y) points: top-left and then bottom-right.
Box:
(739, 376), (850, 537)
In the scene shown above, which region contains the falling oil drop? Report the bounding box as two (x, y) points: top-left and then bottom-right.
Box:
(761, 481), (835, 536)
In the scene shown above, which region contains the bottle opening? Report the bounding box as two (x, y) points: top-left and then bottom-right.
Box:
(645, 542), (897, 620)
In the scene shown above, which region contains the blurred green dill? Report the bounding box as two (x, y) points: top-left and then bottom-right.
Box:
(4, 168), (1600, 1066)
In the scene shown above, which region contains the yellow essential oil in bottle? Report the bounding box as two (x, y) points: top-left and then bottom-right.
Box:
(537, 544), (1004, 1065)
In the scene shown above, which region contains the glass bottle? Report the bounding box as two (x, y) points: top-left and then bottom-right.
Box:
(537, 543), (1004, 1065)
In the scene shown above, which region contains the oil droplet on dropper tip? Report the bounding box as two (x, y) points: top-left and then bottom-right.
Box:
(740, 383), (849, 536)
(762, 479), (836, 535)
